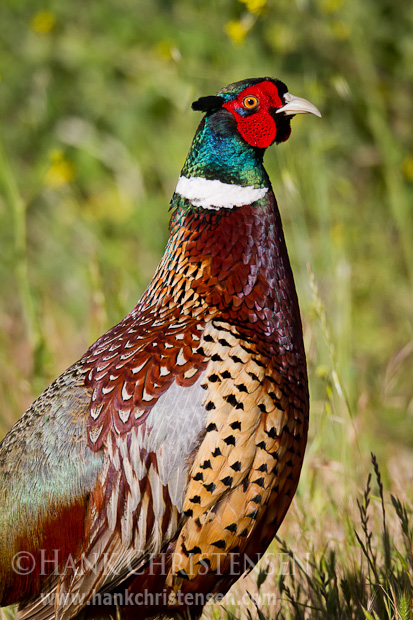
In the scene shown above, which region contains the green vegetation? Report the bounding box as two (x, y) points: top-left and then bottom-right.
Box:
(0, 0), (412, 617)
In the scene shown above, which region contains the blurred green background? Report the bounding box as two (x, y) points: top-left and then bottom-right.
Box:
(0, 0), (412, 516)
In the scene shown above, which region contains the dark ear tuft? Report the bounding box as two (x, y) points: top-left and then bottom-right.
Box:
(192, 95), (224, 113)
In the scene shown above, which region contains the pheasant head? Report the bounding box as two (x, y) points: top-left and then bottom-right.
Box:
(177, 77), (321, 207)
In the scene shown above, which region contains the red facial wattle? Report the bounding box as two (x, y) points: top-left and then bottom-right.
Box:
(223, 80), (291, 148)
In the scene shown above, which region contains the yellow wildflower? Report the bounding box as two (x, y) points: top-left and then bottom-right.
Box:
(44, 150), (74, 188)
(31, 11), (56, 34)
(225, 20), (249, 46)
(239, 0), (267, 15)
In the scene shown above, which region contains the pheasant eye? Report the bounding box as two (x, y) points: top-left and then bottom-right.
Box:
(242, 95), (259, 110)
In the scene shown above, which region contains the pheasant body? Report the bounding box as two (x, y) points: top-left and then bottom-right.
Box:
(0, 77), (320, 619)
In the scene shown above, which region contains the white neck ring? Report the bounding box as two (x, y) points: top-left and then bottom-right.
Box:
(175, 176), (268, 210)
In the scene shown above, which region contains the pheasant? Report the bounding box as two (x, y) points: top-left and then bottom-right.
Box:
(0, 77), (320, 619)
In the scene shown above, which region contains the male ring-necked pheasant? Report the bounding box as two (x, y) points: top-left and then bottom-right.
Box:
(0, 78), (320, 619)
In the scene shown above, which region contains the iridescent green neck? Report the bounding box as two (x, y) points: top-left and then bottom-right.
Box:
(181, 111), (270, 188)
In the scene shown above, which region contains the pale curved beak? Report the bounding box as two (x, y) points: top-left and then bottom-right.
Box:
(276, 92), (322, 118)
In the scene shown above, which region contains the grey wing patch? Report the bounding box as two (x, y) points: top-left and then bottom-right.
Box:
(145, 371), (207, 508)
